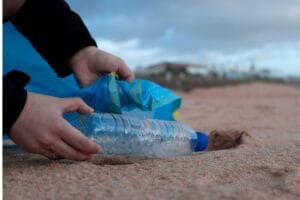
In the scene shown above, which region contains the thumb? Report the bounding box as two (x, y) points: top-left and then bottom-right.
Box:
(61, 97), (94, 114)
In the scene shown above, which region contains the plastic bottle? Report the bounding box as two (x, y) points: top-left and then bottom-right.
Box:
(73, 113), (208, 157)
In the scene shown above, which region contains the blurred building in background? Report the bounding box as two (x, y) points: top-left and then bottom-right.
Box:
(135, 62), (288, 91)
(137, 62), (210, 76)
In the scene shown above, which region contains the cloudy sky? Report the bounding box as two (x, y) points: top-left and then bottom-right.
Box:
(67, 0), (300, 76)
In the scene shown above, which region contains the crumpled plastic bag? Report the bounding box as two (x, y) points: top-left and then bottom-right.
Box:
(75, 74), (181, 121)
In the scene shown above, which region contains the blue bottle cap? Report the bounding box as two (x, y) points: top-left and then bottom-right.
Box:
(194, 131), (208, 151)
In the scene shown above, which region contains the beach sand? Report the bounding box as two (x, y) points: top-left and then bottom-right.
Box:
(3, 82), (300, 200)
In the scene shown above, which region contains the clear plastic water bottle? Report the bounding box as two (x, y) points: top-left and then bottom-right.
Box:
(73, 113), (208, 157)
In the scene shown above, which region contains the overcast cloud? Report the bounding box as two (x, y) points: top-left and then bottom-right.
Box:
(67, 0), (300, 76)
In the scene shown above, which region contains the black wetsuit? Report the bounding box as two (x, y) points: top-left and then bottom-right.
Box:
(3, 0), (97, 132)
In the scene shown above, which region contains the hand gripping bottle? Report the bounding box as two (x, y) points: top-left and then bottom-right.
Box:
(74, 113), (208, 157)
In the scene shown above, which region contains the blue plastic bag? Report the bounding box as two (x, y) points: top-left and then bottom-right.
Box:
(75, 74), (181, 121)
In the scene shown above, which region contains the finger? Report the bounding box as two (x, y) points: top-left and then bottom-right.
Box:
(52, 139), (92, 161)
(58, 118), (101, 154)
(60, 98), (93, 114)
(38, 148), (59, 160)
(115, 61), (135, 81)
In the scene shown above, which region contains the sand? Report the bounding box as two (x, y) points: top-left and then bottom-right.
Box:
(3, 82), (300, 200)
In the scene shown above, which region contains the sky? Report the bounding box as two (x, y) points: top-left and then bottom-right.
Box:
(68, 0), (299, 76)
